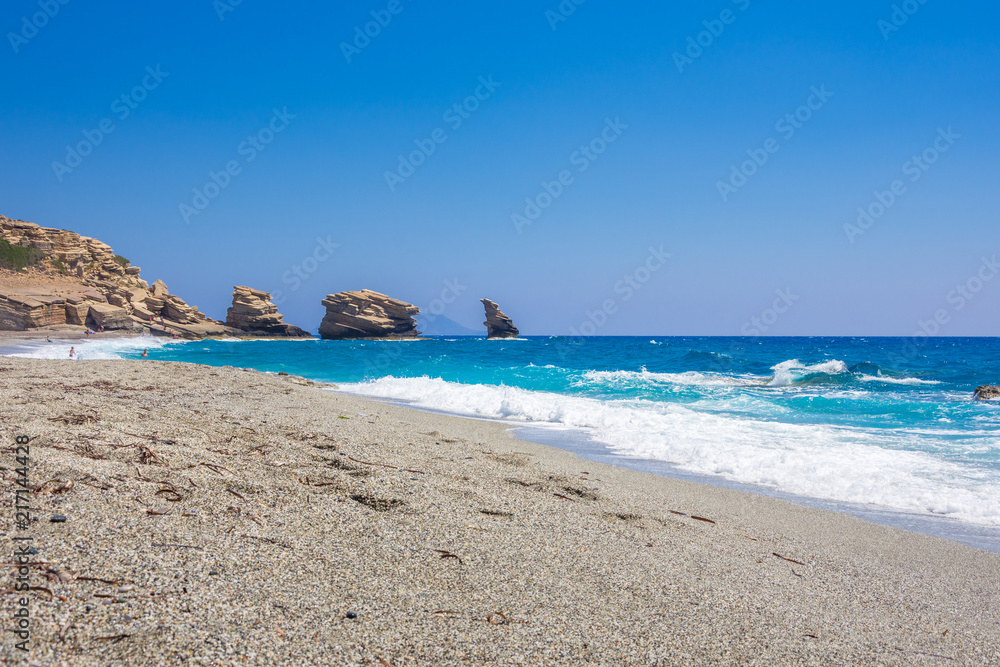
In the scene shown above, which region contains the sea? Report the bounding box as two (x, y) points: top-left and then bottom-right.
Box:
(7, 334), (1000, 551)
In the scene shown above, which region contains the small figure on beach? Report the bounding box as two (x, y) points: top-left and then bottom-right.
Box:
(69, 346), (75, 358)
(46, 336), (52, 342)
(98, 325), (104, 333)
(141, 349), (148, 357)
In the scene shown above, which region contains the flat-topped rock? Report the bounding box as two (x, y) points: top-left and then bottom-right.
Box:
(319, 289), (420, 339)
(481, 298), (519, 339)
(226, 286), (311, 337)
(87, 302), (131, 330)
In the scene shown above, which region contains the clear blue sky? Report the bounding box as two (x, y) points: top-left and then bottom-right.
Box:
(2, 1), (998, 335)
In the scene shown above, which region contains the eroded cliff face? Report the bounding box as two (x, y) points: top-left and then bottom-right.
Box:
(226, 286), (311, 337)
(319, 289), (420, 339)
(974, 385), (1000, 401)
(0, 215), (233, 338)
(481, 298), (519, 339)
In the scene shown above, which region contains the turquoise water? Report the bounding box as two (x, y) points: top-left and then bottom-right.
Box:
(13, 335), (1000, 527)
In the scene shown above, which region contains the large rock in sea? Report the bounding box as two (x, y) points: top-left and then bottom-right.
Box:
(226, 286), (311, 337)
(973, 385), (1000, 400)
(481, 298), (519, 339)
(319, 290), (420, 340)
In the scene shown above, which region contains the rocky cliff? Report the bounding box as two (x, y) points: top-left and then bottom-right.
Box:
(226, 286), (311, 337)
(0, 215), (235, 338)
(481, 298), (519, 339)
(319, 289), (420, 339)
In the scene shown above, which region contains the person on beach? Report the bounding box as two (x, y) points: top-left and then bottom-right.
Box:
(46, 336), (52, 342)
(141, 349), (148, 357)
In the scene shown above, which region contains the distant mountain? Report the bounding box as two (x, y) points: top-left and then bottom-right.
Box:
(415, 313), (482, 337)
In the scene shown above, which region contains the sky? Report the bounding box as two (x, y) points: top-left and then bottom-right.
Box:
(2, 1), (998, 336)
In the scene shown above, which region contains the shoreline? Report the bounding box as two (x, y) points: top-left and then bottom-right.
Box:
(5, 331), (999, 553)
(1, 357), (999, 664)
(336, 394), (1000, 554)
(511, 423), (1000, 553)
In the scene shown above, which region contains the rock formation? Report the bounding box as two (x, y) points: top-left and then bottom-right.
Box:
(226, 286), (311, 337)
(319, 290), (420, 339)
(973, 385), (1000, 400)
(0, 215), (235, 338)
(481, 298), (519, 339)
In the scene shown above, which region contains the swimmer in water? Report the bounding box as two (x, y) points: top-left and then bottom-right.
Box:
(69, 347), (75, 358)
(141, 349), (148, 357)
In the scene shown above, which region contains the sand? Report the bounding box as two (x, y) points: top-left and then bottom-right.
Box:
(1, 357), (998, 665)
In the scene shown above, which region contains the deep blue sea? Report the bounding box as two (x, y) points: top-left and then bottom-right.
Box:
(11, 335), (1000, 534)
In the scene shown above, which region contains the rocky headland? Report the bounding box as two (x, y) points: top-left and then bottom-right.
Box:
(481, 298), (519, 338)
(0, 215), (235, 339)
(319, 289), (420, 339)
(225, 286), (311, 337)
(2, 215), (533, 343)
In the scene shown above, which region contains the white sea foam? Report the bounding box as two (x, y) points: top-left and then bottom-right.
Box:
(2, 335), (181, 360)
(579, 369), (760, 388)
(769, 359), (849, 386)
(339, 376), (1000, 525)
(857, 374), (940, 386)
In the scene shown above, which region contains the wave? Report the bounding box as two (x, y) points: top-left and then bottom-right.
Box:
(2, 335), (182, 360)
(338, 376), (1000, 525)
(769, 359), (850, 387)
(576, 364), (938, 392)
(857, 375), (940, 386)
(848, 361), (940, 386)
(579, 368), (759, 389)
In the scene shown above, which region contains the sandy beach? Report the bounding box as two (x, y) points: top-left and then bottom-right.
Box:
(2, 356), (999, 665)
